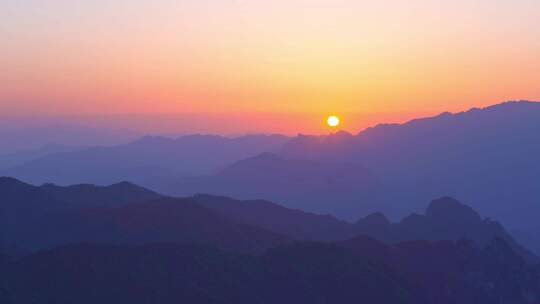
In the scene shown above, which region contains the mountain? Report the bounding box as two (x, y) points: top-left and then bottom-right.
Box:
(192, 194), (356, 241)
(0, 178), (288, 254)
(0, 144), (85, 171)
(192, 194), (537, 262)
(355, 197), (538, 263)
(0, 242), (423, 304)
(3, 238), (539, 304)
(0, 177), (160, 211)
(0, 177), (161, 253)
(1, 177), (539, 303)
(281, 101), (540, 229)
(2, 134), (290, 188)
(70, 198), (290, 253)
(2, 177), (533, 261)
(341, 237), (540, 304)
(165, 153), (382, 218)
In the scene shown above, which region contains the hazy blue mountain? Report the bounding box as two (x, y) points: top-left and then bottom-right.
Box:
(2, 134), (290, 188)
(281, 101), (540, 230)
(165, 152), (383, 218)
(0, 144), (86, 170)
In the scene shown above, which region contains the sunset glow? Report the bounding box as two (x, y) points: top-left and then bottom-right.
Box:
(2, 0), (540, 134)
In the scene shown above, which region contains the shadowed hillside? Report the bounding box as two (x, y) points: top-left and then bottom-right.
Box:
(3, 238), (540, 304)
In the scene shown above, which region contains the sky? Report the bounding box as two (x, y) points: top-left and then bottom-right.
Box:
(1, 0), (540, 134)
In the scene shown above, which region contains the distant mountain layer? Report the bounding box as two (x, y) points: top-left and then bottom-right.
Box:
(0, 123), (139, 154)
(164, 152), (383, 217)
(1, 134), (290, 187)
(281, 100), (540, 229)
(0, 144), (85, 171)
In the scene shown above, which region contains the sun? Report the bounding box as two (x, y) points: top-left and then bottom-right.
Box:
(327, 115), (340, 127)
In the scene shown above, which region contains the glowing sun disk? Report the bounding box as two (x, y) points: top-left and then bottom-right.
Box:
(327, 115), (340, 127)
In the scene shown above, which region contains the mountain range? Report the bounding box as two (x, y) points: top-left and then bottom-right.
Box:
(164, 153), (382, 216)
(4, 101), (539, 233)
(281, 101), (540, 229)
(1, 177), (540, 303)
(0, 144), (85, 171)
(1, 177), (534, 261)
(3, 234), (539, 303)
(2, 101), (540, 254)
(1, 134), (290, 187)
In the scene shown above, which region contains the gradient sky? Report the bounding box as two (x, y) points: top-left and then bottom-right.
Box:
(2, 0), (540, 133)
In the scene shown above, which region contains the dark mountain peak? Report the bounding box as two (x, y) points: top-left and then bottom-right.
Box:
(0, 176), (31, 186)
(425, 197), (481, 223)
(34, 180), (161, 209)
(0, 176), (36, 192)
(38, 180), (154, 194)
(356, 212), (390, 227)
(107, 180), (155, 192)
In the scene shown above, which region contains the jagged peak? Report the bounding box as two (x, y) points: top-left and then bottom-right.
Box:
(425, 197), (481, 223)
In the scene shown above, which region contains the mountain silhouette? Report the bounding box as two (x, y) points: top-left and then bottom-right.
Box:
(0, 178), (289, 254)
(3, 237), (539, 304)
(281, 101), (540, 240)
(71, 198), (290, 253)
(1, 177), (539, 303)
(0, 177), (160, 253)
(192, 194), (356, 241)
(166, 153), (382, 217)
(0, 144), (85, 171)
(1, 177), (534, 262)
(355, 197), (538, 263)
(341, 236), (540, 304)
(2, 134), (290, 188)
(192, 193), (535, 262)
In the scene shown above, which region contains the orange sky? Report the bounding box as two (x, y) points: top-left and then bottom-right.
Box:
(1, 0), (540, 134)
